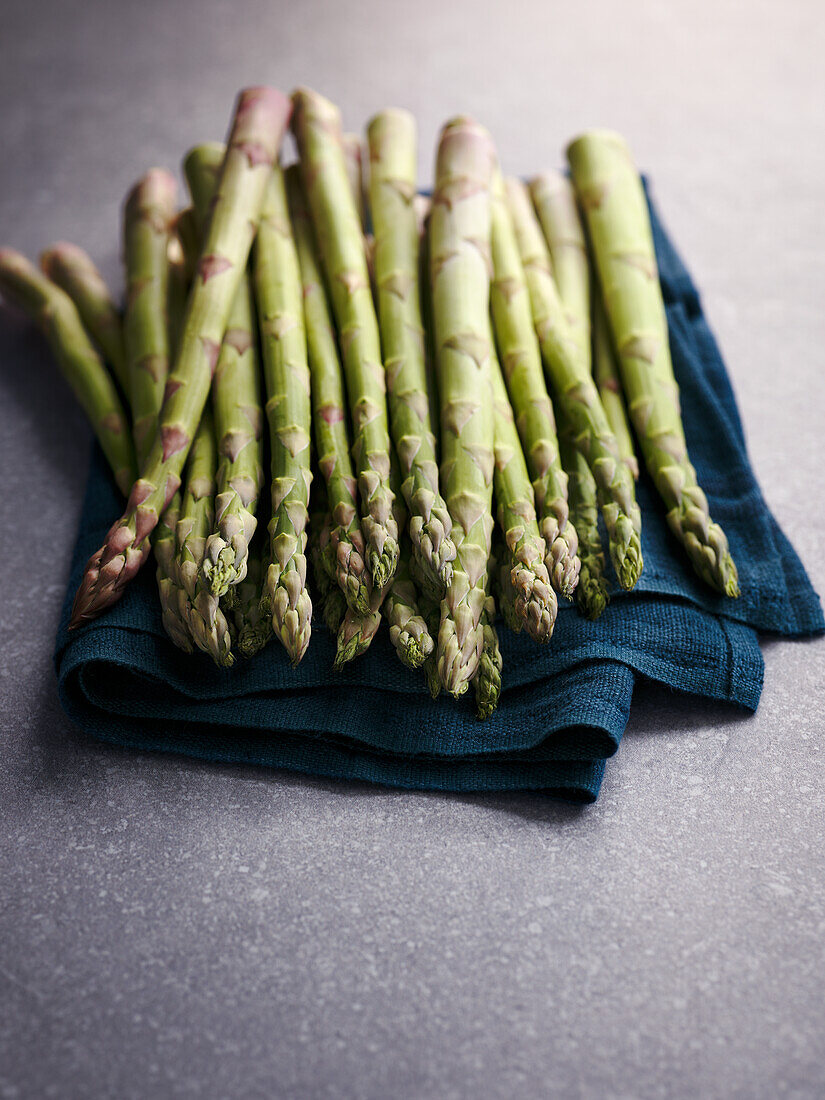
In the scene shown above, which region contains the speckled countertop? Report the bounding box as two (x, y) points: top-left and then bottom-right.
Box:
(2, 1), (824, 1097)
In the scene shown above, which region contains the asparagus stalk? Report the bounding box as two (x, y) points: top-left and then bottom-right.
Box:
(174, 207), (200, 287)
(490, 334), (557, 642)
(122, 168), (178, 466)
(173, 407), (234, 667)
(0, 249), (136, 495)
(559, 426), (609, 620)
(254, 168), (314, 665)
(493, 539), (522, 636)
(368, 112), (456, 589)
(70, 86), (291, 628)
(414, 196), (441, 455)
(472, 594), (502, 720)
(305, 509), (344, 632)
(489, 168), (580, 598)
(154, 491), (194, 651)
(383, 540), (435, 670)
(231, 542), (273, 657)
(367, 109), (457, 595)
(592, 292), (639, 479)
(39, 242), (129, 394)
(184, 143), (265, 598)
(342, 132), (368, 231)
(568, 131), (738, 596)
(334, 593), (383, 669)
(430, 118), (496, 697)
(292, 87), (399, 589)
(529, 172), (591, 367)
(531, 171), (639, 481)
(287, 165), (371, 616)
(505, 177), (643, 591)
(166, 222), (190, 359)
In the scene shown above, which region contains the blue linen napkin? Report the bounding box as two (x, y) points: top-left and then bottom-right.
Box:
(53, 183), (823, 802)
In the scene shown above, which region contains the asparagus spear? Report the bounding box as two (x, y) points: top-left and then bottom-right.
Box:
(254, 168), (314, 665)
(70, 86), (291, 628)
(122, 168), (178, 466)
(184, 143), (265, 598)
(490, 333), (557, 642)
(489, 168), (580, 599)
(0, 249), (136, 495)
(39, 242), (129, 394)
(430, 117), (496, 697)
(592, 292), (639, 479)
(230, 542), (273, 657)
(334, 593), (383, 669)
(559, 426), (610, 621)
(292, 87), (399, 589)
(568, 131), (738, 596)
(531, 171), (639, 480)
(287, 165), (371, 616)
(174, 207), (200, 287)
(414, 195), (441, 456)
(383, 540), (435, 670)
(505, 177), (643, 591)
(342, 132), (368, 231)
(166, 222), (190, 360)
(173, 406), (234, 667)
(367, 109), (457, 595)
(472, 594), (502, 719)
(493, 537), (522, 636)
(529, 172), (591, 367)
(154, 491), (194, 651)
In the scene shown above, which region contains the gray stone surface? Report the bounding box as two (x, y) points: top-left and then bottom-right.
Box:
(1, 0), (824, 1096)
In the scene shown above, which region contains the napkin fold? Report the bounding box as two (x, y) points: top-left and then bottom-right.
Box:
(54, 183), (823, 802)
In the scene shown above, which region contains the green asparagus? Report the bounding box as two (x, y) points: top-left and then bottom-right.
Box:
(185, 143), (265, 598)
(231, 542), (273, 657)
(367, 108), (456, 594)
(0, 249), (136, 496)
(287, 164), (371, 616)
(592, 291), (639, 479)
(173, 407), (234, 667)
(123, 168), (178, 466)
(292, 87), (399, 589)
(490, 168), (580, 598)
(559, 425), (610, 620)
(39, 241), (129, 394)
(255, 168), (313, 665)
(490, 334), (557, 642)
(472, 594), (502, 719)
(568, 131), (738, 596)
(430, 117), (496, 696)
(70, 86), (291, 627)
(505, 176), (643, 591)
(154, 491), (194, 651)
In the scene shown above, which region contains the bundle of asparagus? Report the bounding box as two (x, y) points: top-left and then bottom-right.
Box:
(0, 86), (740, 721)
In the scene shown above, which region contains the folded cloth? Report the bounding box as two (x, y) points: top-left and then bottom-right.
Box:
(53, 183), (823, 802)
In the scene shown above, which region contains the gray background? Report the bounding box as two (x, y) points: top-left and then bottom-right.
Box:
(1, 0), (824, 1096)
